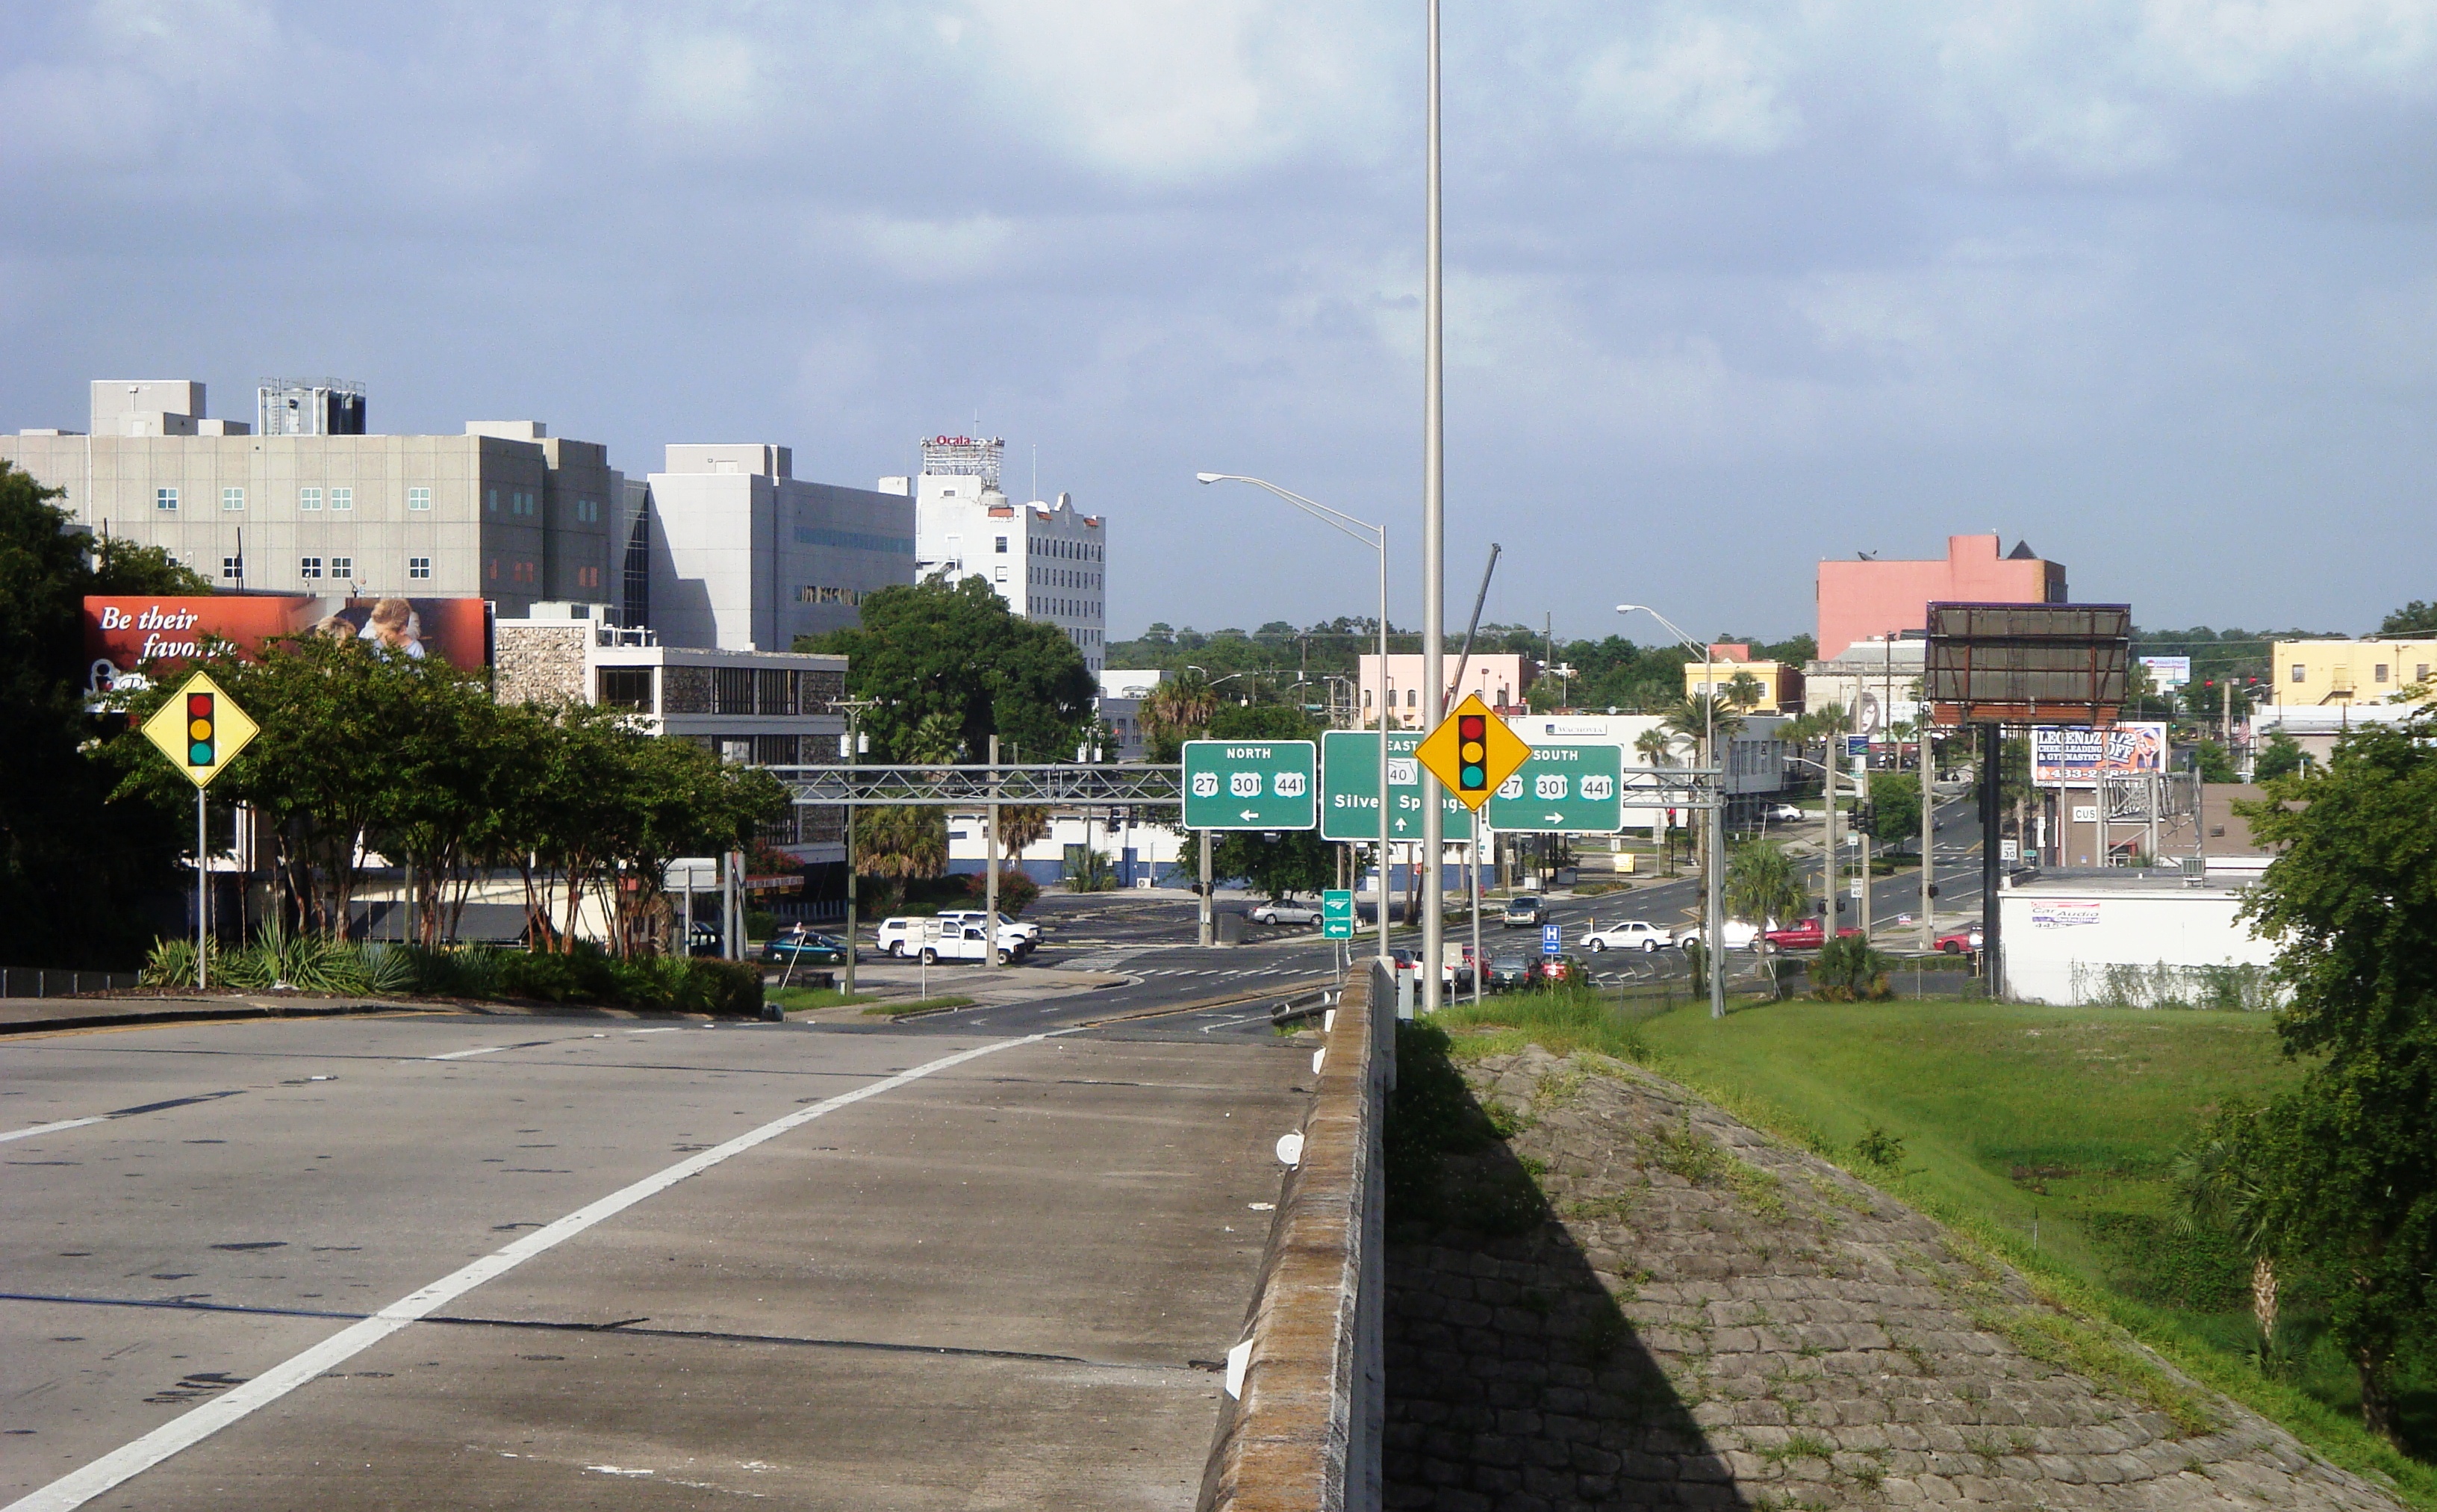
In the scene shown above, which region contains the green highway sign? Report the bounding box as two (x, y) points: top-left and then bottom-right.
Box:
(1321, 889), (1355, 939)
(1319, 730), (1474, 844)
(1486, 741), (1625, 834)
(1181, 739), (1318, 831)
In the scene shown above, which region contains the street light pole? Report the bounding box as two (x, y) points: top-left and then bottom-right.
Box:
(1620, 604), (1726, 1020)
(1420, 0), (1446, 1015)
(1193, 473), (1391, 971)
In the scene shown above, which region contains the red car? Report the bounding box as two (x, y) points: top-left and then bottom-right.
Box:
(1760, 918), (1863, 951)
(1936, 927), (1983, 954)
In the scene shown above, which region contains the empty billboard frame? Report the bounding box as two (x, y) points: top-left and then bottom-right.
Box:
(1924, 603), (2131, 728)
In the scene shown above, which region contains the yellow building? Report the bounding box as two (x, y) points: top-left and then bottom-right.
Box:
(1680, 644), (1802, 712)
(2271, 638), (2437, 705)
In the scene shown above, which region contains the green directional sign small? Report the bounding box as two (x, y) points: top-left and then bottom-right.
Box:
(1486, 742), (1625, 834)
(1321, 889), (1355, 939)
(1319, 730), (1474, 843)
(1181, 739), (1318, 831)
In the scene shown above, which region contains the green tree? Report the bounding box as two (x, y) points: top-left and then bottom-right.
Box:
(1724, 841), (1805, 927)
(1867, 772), (1922, 852)
(2191, 739), (2240, 785)
(2253, 727), (2307, 783)
(1, 463), (209, 965)
(2234, 714), (2437, 1443)
(1140, 669), (1220, 762)
(2375, 600), (2437, 637)
(799, 576), (1094, 764)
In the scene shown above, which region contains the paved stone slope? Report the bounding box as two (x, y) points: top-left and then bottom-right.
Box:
(1384, 1045), (2406, 1512)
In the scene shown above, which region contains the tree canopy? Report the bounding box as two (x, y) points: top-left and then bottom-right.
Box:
(799, 576), (1095, 764)
(2375, 600), (2437, 637)
(2231, 714), (2437, 1443)
(0, 461), (211, 965)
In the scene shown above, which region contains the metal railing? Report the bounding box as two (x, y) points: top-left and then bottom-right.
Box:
(1, 968), (142, 999)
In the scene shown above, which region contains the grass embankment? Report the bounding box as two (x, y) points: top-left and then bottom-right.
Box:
(1431, 989), (2437, 1506)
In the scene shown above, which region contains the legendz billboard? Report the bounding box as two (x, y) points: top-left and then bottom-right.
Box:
(84, 597), (491, 690)
(2030, 721), (2167, 788)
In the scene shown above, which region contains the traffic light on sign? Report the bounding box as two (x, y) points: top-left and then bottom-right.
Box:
(186, 691), (216, 768)
(1457, 712), (1488, 797)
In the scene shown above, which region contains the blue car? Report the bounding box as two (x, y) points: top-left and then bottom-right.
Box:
(759, 930), (847, 968)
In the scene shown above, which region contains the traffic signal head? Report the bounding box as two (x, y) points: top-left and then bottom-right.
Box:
(1457, 714), (1487, 792)
(186, 691), (215, 768)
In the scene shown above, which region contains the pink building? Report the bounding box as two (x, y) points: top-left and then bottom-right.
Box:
(1357, 653), (1537, 729)
(1816, 535), (2066, 660)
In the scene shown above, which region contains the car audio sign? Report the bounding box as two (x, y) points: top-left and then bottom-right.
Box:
(1181, 740), (1318, 830)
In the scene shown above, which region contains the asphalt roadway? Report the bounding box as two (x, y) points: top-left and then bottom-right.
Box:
(1, 994), (1315, 1509)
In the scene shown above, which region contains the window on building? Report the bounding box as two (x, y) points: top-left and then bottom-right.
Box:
(757, 669), (795, 715)
(299, 556), (323, 579)
(714, 668), (756, 715)
(408, 556), (432, 580)
(2374, 663), (2389, 684)
(331, 487), (353, 511)
(299, 487), (322, 511)
(486, 489), (498, 514)
(2419, 664), (2430, 684)
(221, 487), (243, 511)
(488, 559), (499, 581)
(408, 487), (432, 511)
(155, 488), (178, 511)
(2291, 663), (2306, 682)
(995, 535), (1008, 553)
(1407, 688), (1417, 709)
(755, 734), (799, 766)
(221, 556), (243, 581)
(330, 556), (353, 580)
(597, 667), (653, 710)
(995, 565), (1008, 582)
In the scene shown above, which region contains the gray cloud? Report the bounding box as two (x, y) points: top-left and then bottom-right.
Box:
(4, 0), (2432, 640)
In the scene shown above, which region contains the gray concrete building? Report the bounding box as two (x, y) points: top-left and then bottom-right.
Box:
(2, 380), (615, 619)
(644, 444), (915, 653)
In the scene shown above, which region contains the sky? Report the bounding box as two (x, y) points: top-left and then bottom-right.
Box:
(4, 0), (2433, 644)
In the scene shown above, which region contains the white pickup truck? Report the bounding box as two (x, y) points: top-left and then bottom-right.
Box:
(878, 916), (1028, 965)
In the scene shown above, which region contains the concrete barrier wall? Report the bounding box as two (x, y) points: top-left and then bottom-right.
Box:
(1198, 962), (1392, 1512)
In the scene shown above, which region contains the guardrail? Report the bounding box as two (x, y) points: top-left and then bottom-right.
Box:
(0, 968), (142, 998)
(1198, 961), (1390, 1512)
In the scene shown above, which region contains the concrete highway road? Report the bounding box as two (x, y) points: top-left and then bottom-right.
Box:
(1, 1004), (1312, 1510)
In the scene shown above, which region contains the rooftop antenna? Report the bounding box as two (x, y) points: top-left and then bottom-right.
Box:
(1031, 444), (1037, 503)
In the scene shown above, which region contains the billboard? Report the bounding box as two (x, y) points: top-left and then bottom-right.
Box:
(2032, 721), (2167, 788)
(85, 596), (491, 690)
(2138, 656), (2191, 690)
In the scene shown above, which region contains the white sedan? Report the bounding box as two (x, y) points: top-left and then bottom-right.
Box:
(1671, 918), (1763, 951)
(1248, 900), (1323, 926)
(1582, 920), (1674, 953)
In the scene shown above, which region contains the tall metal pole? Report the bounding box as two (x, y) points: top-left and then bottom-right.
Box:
(1703, 659), (1725, 1019)
(1378, 525), (1392, 969)
(842, 715), (859, 997)
(985, 734), (1000, 969)
(1920, 727), (1936, 953)
(196, 790), (208, 991)
(1198, 830), (1214, 946)
(1821, 717), (1838, 939)
(1980, 722), (2002, 996)
(1419, 0), (1445, 1015)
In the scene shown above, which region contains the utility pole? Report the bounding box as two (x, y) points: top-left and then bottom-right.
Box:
(1920, 726), (1936, 953)
(1419, 0), (1446, 1015)
(1198, 831), (1214, 947)
(984, 734), (1000, 970)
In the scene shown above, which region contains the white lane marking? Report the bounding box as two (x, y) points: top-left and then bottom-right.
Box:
(0, 1116), (107, 1145)
(6, 1032), (1049, 1512)
(426, 1045), (509, 1060)
(626, 1027), (681, 1035)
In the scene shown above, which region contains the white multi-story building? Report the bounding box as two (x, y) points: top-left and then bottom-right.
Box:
(892, 435), (1107, 673)
(643, 444), (915, 653)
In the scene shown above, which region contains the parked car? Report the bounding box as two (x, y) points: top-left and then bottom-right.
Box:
(1248, 899), (1323, 926)
(1485, 953), (1532, 992)
(935, 909), (1041, 947)
(686, 921), (723, 958)
(1761, 918), (1864, 951)
(1501, 895), (1547, 928)
(759, 929), (846, 968)
(1761, 802), (1805, 823)
(1936, 926), (1983, 955)
(878, 915), (1032, 959)
(1582, 919), (1673, 953)
(1670, 918), (1764, 951)
(903, 918), (1026, 965)
(1534, 953), (1586, 985)
(1386, 948), (1472, 993)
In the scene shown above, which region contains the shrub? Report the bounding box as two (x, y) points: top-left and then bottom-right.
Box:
(1811, 934), (1894, 1001)
(964, 867), (1039, 914)
(675, 957), (762, 1017)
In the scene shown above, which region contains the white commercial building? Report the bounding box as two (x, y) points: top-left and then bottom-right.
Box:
(1999, 871), (2279, 1007)
(945, 809), (1188, 890)
(2, 379), (616, 618)
(1802, 635), (1924, 736)
(643, 444), (915, 653)
(1518, 712), (1793, 818)
(893, 435), (1107, 673)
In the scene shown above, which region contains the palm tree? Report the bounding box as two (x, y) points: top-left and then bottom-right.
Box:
(1140, 671), (1218, 760)
(1664, 696), (1744, 878)
(2174, 1120), (2282, 1367)
(1725, 670), (1765, 715)
(1725, 841), (1808, 998)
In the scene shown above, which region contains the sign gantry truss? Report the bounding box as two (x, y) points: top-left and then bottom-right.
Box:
(770, 762), (1721, 814)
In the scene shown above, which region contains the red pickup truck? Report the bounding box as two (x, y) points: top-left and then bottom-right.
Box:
(1761, 918), (1863, 951)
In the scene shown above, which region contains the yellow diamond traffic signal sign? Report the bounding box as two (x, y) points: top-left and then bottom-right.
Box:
(1415, 694), (1531, 811)
(141, 671), (258, 790)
